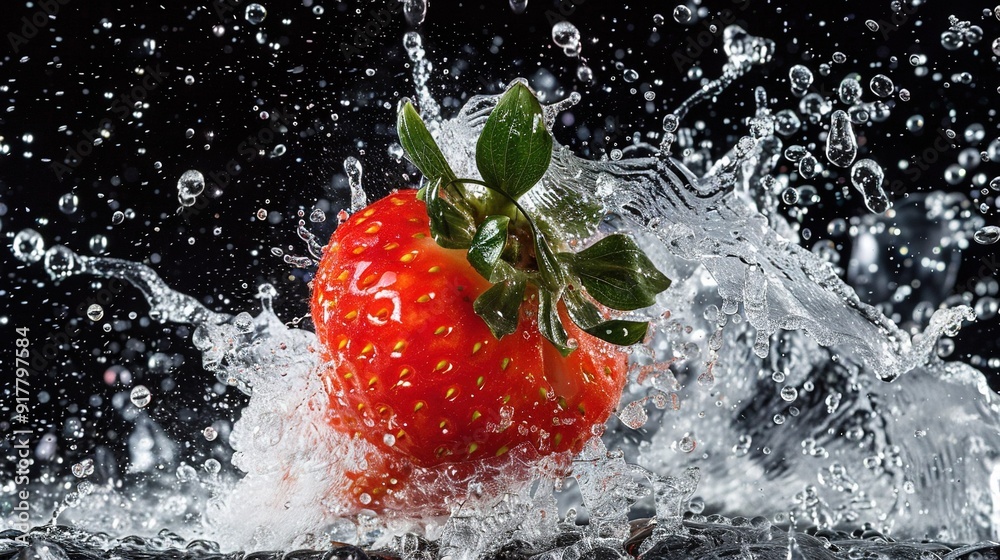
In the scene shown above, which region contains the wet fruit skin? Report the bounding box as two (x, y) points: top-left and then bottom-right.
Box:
(311, 189), (628, 513)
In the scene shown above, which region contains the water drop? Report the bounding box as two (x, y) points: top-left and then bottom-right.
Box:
(244, 3), (267, 25)
(309, 208), (326, 222)
(788, 64), (813, 96)
(509, 0), (528, 14)
(781, 187), (799, 205)
(177, 170), (205, 207)
(12, 228), (45, 263)
(130, 385), (152, 408)
(112, 211), (125, 225)
(403, 0), (427, 26)
(204, 459), (222, 474)
(551, 21), (580, 51)
(993, 38), (1000, 57)
(941, 30), (963, 51)
(623, 68), (639, 83)
(678, 435), (697, 453)
(825, 110), (857, 168)
(234, 312), (255, 333)
(344, 157), (367, 213)
(850, 159), (890, 214)
(906, 114), (925, 133)
(86, 304), (104, 322)
(780, 386), (798, 402)
(898, 88), (910, 102)
(838, 77), (863, 105)
(203, 426), (218, 441)
(864, 19), (879, 32)
(974, 226), (1000, 245)
(869, 74), (894, 98)
(58, 193), (79, 214)
(774, 109), (801, 137)
(798, 154), (820, 179)
(672, 5), (692, 23)
(576, 64), (594, 82)
(71, 458), (95, 478)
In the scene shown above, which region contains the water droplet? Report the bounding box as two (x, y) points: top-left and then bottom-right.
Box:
(825, 110), (857, 168)
(551, 21), (580, 51)
(672, 5), (692, 23)
(864, 19), (879, 32)
(177, 170), (205, 207)
(908, 54), (924, 66)
(58, 193), (79, 214)
(344, 157), (367, 213)
(781, 187), (799, 205)
(993, 38), (1000, 57)
(906, 114), (925, 133)
(383, 433), (396, 446)
(245, 3), (267, 25)
(12, 228), (45, 263)
(898, 88), (910, 102)
(788, 65), (814, 96)
(837, 77), (862, 105)
(203, 426), (218, 441)
(618, 400), (648, 429)
(771, 370), (786, 383)
(112, 211), (125, 225)
(869, 74), (894, 98)
(86, 304), (104, 322)
(130, 385), (152, 408)
(974, 226), (1000, 245)
(204, 459), (222, 474)
(798, 154), (820, 179)
(234, 312), (255, 333)
(623, 68), (639, 83)
(774, 109), (801, 137)
(403, 0), (427, 26)
(509, 0), (528, 14)
(177, 464), (198, 482)
(773, 414), (785, 425)
(850, 159), (890, 214)
(678, 435), (697, 453)
(71, 458), (95, 478)
(309, 208), (326, 222)
(780, 386), (798, 402)
(575, 64), (594, 82)
(831, 51), (847, 64)
(941, 30), (963, 51)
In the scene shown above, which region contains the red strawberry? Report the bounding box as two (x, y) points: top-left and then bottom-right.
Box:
(311, 190), (627, 512)
(309, 83), (670, 514)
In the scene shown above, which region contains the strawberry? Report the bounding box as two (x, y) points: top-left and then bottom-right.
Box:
(310, 82), (671, 514)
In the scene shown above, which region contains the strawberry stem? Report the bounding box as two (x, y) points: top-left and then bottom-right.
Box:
(397, 83), (672, 351)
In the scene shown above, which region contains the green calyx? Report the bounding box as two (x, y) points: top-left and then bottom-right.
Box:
(397, 82), (671, 355)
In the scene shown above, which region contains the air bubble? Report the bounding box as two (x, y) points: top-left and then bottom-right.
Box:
(788, 65), (813, 96)
(551, 21), (580, 51)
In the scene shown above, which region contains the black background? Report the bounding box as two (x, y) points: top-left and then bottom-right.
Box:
(2, 0), (999, 496)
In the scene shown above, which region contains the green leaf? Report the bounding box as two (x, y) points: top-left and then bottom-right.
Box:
(563, 288), (649, 346)
(571, 234), (672, 311)
(397, 100), (459, 187)
(425, 178), (475, 249)
(537, 290), (572, 357)
(531, 222), (566, 292)
(476, 83), (553, 200)
(473, 277), (526, 340)
(468, 215), (510, 279)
